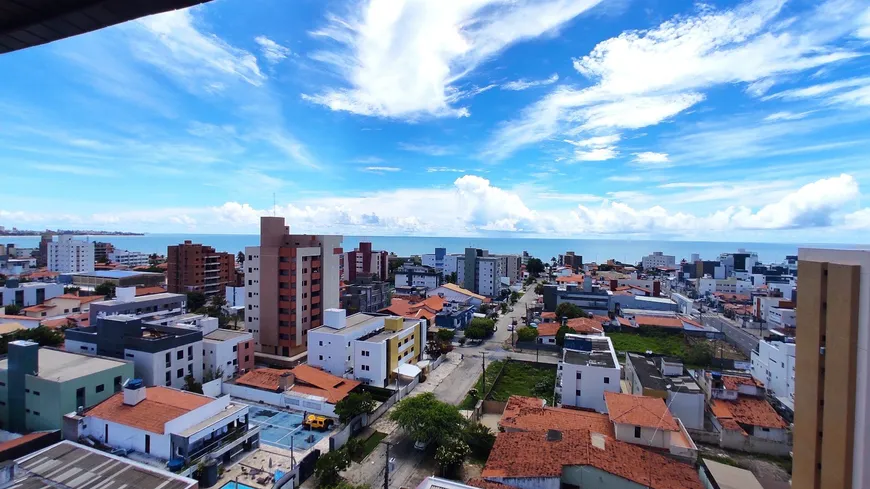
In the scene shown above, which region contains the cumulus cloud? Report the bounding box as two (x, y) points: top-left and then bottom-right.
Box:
(565, 134), (620, 161)
(575, 147), (618, 161)
(502, 74), (560, 91)
(303, 0), (603, 119)
(254, 36), (291, 64)
(485, 0), (863, 159)
(633, 152), (670, 165)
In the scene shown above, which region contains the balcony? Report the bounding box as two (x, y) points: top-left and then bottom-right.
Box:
(311, 283), (321, 293)
(311, 295), (321, 305)
(311, 272), (321, 281)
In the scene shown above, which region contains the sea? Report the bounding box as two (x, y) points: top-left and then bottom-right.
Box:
(3, 234), (866, 265)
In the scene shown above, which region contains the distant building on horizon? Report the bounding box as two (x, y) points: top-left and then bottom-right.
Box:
(48, 235), (94, 273)
(342, 241), (389, 282)
(167, 240), (237, 298)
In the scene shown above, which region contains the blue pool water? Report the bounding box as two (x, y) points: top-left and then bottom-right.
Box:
(220, 482), (257, 489)
(247, 406), (329, 451)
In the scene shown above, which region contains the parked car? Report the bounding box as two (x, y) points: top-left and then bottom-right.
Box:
(414, 440), (429, 451)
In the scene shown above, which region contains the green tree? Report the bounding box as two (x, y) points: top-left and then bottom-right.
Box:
(389, 392), (465, 445)
(183, 375), (203, 394)
(94, 282), (116, 299)
(555, 303), (585, 319)
(516, 327), (538, 342)
(149, 253), (159, 265)
(526, 258), (545, 278)
(186, 292), (207, 312)
(63, 286), (81, 295)
(436, 329), (455, 342)
(435, 438), (470, 478)
(499, 302), (508, 315)
(555, 325), (573, 347)
(534, 283), (545, 295)
(334, 392), (376, 424)
(462, 423), (495, 460)
(465, 317), (495, 341)
(510, 291), (520, 305)
(3, 304), (22, 316)
(315, 449), (351, 487)
(342, 437), (364, 460)
(237, 251), (245, 266)
(446, 272), (458, 284)
(684, 342), (714, 366)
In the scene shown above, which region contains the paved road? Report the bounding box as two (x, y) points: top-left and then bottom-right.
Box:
(701, 313), (759, 357)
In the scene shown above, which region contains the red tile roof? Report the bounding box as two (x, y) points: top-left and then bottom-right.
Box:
(604, 392), (679, 431)
(136, 286), (167, 297)
(481, 430), (703, 489)
(85, 387), (213, 434)
(712, 397), (787, 430)
(56, 294), (104, 304)
(721, 375), (762, 391)
(0, 431), (56, 453)
(500, 396), (614, 436)
(633, 315), (683, 328)
(235, 365), (360, 404)
(537, 318), (604, 337)
(41, 317), (74, 329)
(380, 296), (445, 322)
(26, 270), (59, 279)
(555, 274), (585, 284)
(22, 304), (50, 313)
(465, 479), (514, 489)
(540, 312), (557, 321)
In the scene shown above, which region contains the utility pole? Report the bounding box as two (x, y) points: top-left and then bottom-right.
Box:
(384, 441), (390, 489)
(481, 352), (486, 396)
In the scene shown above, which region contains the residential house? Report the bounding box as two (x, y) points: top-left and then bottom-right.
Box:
(604, 392), (697, 461)
(499, 396), (614, 435)
(223, 364), (360, 417)
(426, 283), (487, 307)
(750, 340), (795, 410)
(0, 341), (133, 433)
(0, 280), (63, 308)
(536, 318), (604, 345)
(88, 289), (186, 325)
(203, 329), (255, 381)
(21, 293), (103, 319)
(624, 353), (705, 430)
(556, 335), (620, 412)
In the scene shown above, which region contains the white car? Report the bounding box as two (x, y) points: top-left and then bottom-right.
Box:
(414, 440), (429, 451)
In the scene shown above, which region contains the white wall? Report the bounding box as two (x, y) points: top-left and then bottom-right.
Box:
(89, 417), (172, 459)
(48, 236), (95, 273)
(355, 340), (388, 387)
(768, 307), (796, 328)
(426, 287), (482, 307)
(309, 329), (354, 376)
(126, 343), (204, 388)
(65, 339), (97, 355)
(613, 422), (668, 449)
(478, 259), (500, 297)
(109, 250), (150, 267)
(203, 337), (241, 380)
(221, 382), (337, 417)
(559, 363), (621, 413)
(442, 255), (460, 276)
(395, 272), (439, 290)
(666, 391), (705, 430)
(0, 283), (63, 307)
(751, 340), (795, 403)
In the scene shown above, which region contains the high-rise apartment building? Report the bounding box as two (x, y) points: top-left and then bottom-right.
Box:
(166, 241), (237, 298)
(244, 217), (341, 357)
(37, 233), (53, 267)
(457, 248), (503, 297)
(342, 242), (389, 282)
(563, 251), (582, 272)
(93, 241), (115, 263)
(48, 235), (95, 273)
(793, 248), (870, 489)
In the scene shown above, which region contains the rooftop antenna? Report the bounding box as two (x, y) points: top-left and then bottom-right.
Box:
(273, 193), (277, 217)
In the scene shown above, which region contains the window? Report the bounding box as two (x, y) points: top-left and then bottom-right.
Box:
(33, 411), (40, 416)
(575, 389), (581, 397)
(177, 368), (184, 379)
(248, 280), (253, 286)
(233, 345), (238, 352)
(319, 355), (324, 361)
(604, 377), (610, 384)
(114, 376), (123, 393)
(575, 372), (582, 380)
(361, 365), (370, 371)
(319, 341), (323, 346)
(761, 427), (770, 432)
(177, 350), (184, 360)
(166, 371), (172, 382)
(33, 391), (40, 396)
(245, 355), (250, 362)
(188, 364), (193, 375)
(96, 384), (105, 393)
(634, 427), (642, 438)
(188, 346), (193, 358)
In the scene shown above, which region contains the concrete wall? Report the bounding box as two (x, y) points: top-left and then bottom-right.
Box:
(203, 378), (222, 397)
(563, 465), (648, 489)
(355, 339), (388, 387)
(489, 477), (560, 489)
(0, 283), (63, 307)
(613, 422), (668, 449)
(668, 391), (706, 431)
(560, 362), (620, 413)
(91, 417), (172, 459)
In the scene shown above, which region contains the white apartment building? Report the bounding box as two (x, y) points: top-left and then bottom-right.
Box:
(456, 255), (503, 297)
(697, 277), (752, 296)
(0, 281), (63, 308)
(307, 309), (424, 387)
(48, 235), (95, 273)
(642, 251), (676, 270)
(495, 254), (522, 283)
(768, 306), (796, 329)
(751, 340), (795, 408)
(203, 329), (255, 381)
(108, 249), (150, 267)
(394, 264), (441, 290)
(441, 254), (462, 276)
(556, 334), (621, 413)
(68, 381), (256, 465)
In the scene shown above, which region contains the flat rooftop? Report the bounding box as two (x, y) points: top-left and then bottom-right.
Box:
(0, 347), (127, 382)
(628, 353), (702, 394)
(312, 312), (384, 335)
(13, 441), (197, 489)
(635, 296), (677, 304)
(564, 349), (616, 368)
(94, 293), (185, 306)
(205, 329), (251, 342)
(72, 270), (164, 278)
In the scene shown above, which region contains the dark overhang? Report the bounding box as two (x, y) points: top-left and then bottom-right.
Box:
(0, 0), (212, 55)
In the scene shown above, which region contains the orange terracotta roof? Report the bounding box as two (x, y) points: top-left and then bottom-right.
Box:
(555, 274), (585, 284)
(680, 316), (702, 328)
(721, 375), (762, 391)
(236, 365), (359, 404)
(0, 314), (33, 320)
(465, 479), (513, 489)
(713, 292), (751, 303)
(713, 397), (787, 430)
(634, 315), (683, 328)
(616, 316), (632, 327)
(56, 294), (104, 304)
(22, 304), (51, 313)
(604, 392), (679, 431)
(41, 317), (74, 329)
(136, 286), (167, 297)
(481, 430), (703, 489)
(85, 387), (213, 434)
(500, 396), (614, 436)
(0, 431), (56, 453)
(541, 311), (557, 320)
(26, 270), (59, 279)
(380, 297), (443, 322)
(537, 318), (603, 337)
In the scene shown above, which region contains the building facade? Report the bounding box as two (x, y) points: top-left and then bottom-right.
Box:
(167, 241), (237, 298)
(341, 280), (391, 314)
(394, 264), (441, 291)
(793, 248), (870, 489)
(556, 335), (620, 412)
(421, 248), (447, 272)
(456, 249), (503, 297)
(48, 235), (94, 273)
(244, 217), (342, 357)
(0, 281), (63, 308)
(203, 329), (255, 381)
(642, 251), (676, 270)
(108, 249), (150, 267)
(342, 242), (389, 282)
(88, 290), (186, 325)
(751, 340), (796, 408)
(93, 241), (115, 263)
(0, 341), (133, 433)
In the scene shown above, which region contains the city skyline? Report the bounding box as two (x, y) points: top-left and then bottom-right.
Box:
(1, 0), (869, 243)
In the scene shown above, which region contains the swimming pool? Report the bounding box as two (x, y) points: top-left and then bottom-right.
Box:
(247, 406), (330, 451)
(220, 482), (257, 489)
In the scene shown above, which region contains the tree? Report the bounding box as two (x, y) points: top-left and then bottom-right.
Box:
(334, 392), (376, 424)
(534, 283), (545, 295)
(389, 392), (466, 445)
(436, 329), (455, 342)
(0, 326), (64, 354)
(183, 375), (203, 394)
(203, 368), (224, 383)
(64, 286), (81, 295)
(446, 272), (458, 284)
(186, 292), (207, 312)
(684, 342), (714, 366)
(435, 438), (470, 478)
(315, 449), (350, 487)
(555, 303), (585, 319)
(526, 258), (545, 278)
(478, 303), (491, 314)
(3, 304), (21, 316)
(237, 251), (245, 266)
(510, 291), (520, 305)
(468, 317), (495, 338)
(499, 303), (508, 315)
(94, 282), (116, 299)
(462, 423), (495, 460)
(516, 327), (538, 342)
(555, 325), (573, 347)
(149, 253), (160, 265)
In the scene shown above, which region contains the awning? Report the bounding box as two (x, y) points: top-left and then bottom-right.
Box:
(393, 363), (422, 378)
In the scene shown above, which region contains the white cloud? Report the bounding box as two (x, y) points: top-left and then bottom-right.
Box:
(362, 166), (401, 172)
(633, 152), (670, 165)
(31, 163), (115, 177)
(575, 147), (618, 161)
(856, 6), (870, 38)
(746, 79), (776, 97)
(764, 111), (813, 121)
(351, 156), (385, 164)
(485, 0), (864, 159)
(427, 167), (466, 173)
(399, 143), (455, 156)
(564, 135), (620, 147)
(254, 36), (291, 64)
(845, 208), (870, 229)
(503, 74), (560, 91)
(606, 175), (642, 182)
(763, 76), (870, 104)
(303, 0), (604, 119)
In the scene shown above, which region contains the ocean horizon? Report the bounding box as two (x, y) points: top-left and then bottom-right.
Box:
(4, 234), (867, 265)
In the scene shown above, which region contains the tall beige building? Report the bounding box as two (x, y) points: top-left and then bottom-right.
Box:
(793, 248), (870, 489)
(244, 217), (342, 357)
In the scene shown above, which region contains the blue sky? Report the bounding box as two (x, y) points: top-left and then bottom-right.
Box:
(1, 0), (869, 242)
